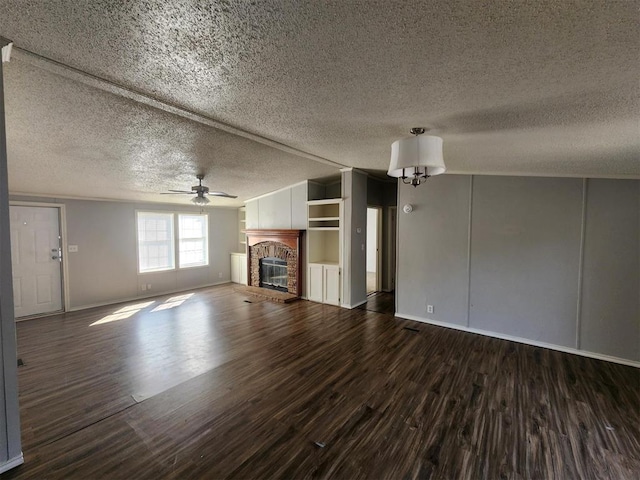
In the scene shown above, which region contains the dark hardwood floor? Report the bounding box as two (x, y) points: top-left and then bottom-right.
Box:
(357, 291), (395, 316)
(5, 284), (640, 479)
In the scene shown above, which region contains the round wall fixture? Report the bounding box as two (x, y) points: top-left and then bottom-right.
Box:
(403, 204), (413, 214)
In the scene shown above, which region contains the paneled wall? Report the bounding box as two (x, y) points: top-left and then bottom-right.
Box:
(397, 175), (639, 364)
(245, 181), (308, 229)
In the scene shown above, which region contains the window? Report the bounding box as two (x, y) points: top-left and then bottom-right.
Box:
(137, 212), (175, 273)
(136, 212), (209, 273)
(179, 214), (209, 268)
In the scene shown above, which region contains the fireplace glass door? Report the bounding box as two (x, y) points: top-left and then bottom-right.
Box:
(259, 257), (288, 292)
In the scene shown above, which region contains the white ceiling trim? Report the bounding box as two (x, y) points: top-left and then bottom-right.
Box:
(12, 46), (349, 171)
(443, 170), (640, 180)
(8, 190), (239, 208)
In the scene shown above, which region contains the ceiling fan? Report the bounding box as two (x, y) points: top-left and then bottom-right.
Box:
(162, 174), (237, 205)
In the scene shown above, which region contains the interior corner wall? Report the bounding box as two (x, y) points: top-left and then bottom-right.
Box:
(307, 181), (326, 201)
(9, 196), (238, 310)
(396, 174), (640, 364)
(342, 170), (368, 307)
(325, 181), (342, 199)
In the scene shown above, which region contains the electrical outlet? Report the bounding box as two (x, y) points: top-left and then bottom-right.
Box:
(218, 272), (223, 279)
(427, 304), (434, 314)
(141, 284), (146, 291)
(147, 284), (151, 290)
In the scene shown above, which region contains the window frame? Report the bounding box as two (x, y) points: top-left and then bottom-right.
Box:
(135, 210), (210, 275)
(177, 213), (209, 269)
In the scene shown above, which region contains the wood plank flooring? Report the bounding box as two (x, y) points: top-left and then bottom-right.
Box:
(5, 284), (640, 479)
(357, 291), (395, 316)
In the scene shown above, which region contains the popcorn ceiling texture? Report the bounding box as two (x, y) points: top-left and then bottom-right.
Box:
(0, 0), (638, 203)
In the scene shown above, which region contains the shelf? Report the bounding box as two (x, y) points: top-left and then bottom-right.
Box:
(308, 227), (340, 231)
(308, 260), (339, 266)
(308, 217), (339, 222)
(308, 201), (340, 220)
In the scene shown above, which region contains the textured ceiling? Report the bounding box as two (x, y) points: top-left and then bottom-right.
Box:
(0, 0), (638, 205)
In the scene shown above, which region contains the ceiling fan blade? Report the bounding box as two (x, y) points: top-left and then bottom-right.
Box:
(208, 191), (238, 199)
(162, 190), (196, 194)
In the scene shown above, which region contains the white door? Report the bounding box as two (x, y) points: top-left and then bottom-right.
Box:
(10, 205), (63, 318)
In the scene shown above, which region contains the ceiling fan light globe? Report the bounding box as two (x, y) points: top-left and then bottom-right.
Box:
(191, 195), (210, 206)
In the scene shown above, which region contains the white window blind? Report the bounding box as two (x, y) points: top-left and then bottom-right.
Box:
(137, 212), (175, 273)
(179, 214), (209, 268)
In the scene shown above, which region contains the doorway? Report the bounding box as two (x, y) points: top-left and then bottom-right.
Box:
(366, 207), (381, 294)
(9, 204), (65, 318)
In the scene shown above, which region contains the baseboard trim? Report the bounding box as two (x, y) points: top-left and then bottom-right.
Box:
(395, 312), (640, 368)
(0, 453), (24, 474)
(68, 281), (232, 312)
(342, 298), (368, 309)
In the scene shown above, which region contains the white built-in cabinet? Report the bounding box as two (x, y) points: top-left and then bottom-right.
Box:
(307, 199), (342, 306)
(230, 252), (247, 285)
(231, 206), (248, 285)
(238, 206), (246, 251)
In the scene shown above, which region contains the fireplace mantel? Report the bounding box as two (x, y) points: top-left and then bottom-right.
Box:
(245, 229), (303, 250)
(244, 229), (304, 298)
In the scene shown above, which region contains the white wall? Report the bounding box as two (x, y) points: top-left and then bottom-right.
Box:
(10, 196), (238, 310)
(397, 175), (639, 365)
(366, 208), (377, 272)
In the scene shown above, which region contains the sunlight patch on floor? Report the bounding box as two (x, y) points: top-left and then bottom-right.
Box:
(90, 301), (156, 326)
(150, 293), (194, 312)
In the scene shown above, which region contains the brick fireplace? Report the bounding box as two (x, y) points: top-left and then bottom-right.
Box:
(245, 230), (303, 298)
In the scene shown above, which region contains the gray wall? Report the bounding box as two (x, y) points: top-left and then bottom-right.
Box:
(0, 50), (22, 472)
(10, 196), (238, 310)
(397, 175), (640, 364)
(580, 180), (639, 360)
(470, 176), (583, 346)
(397, 175), (471, 327)
(342, 169), (368, 307)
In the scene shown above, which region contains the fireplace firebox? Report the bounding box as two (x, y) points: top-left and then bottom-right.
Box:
(244, 230), (303, 299)
(259, 257), (288, 292)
